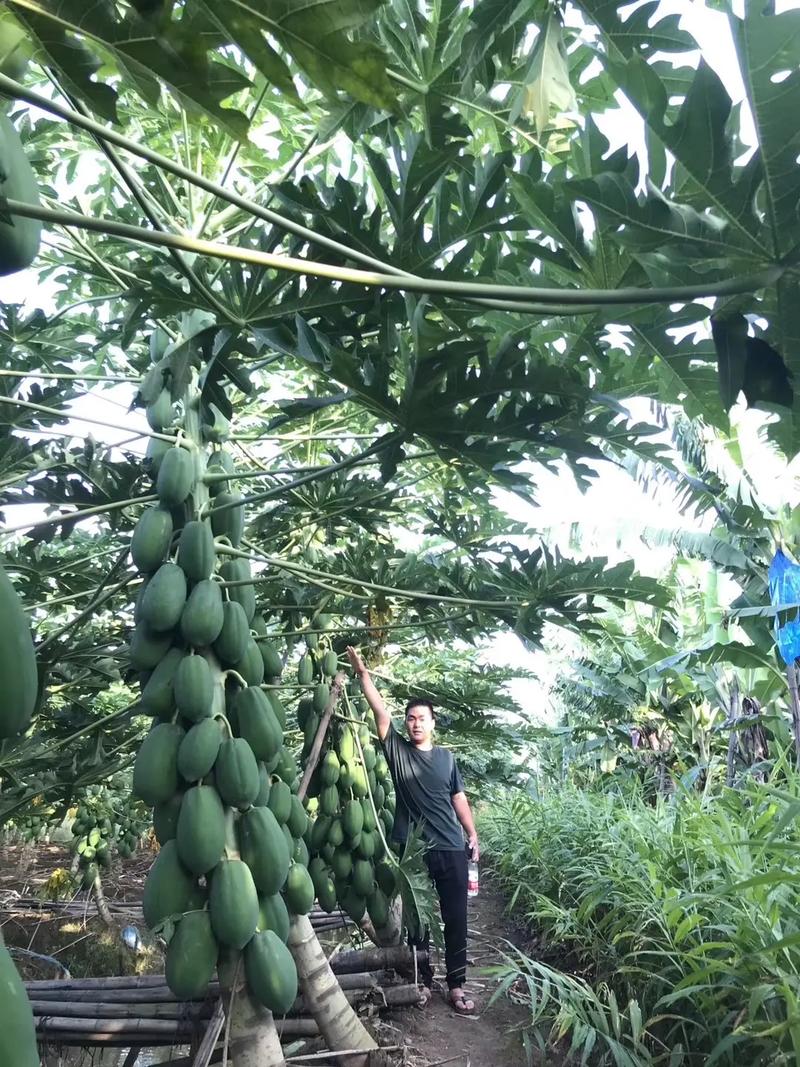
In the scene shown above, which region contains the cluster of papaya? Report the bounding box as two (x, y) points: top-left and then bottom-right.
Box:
(70, 785), (149, 885)
(4, 769), (59, 842)
(128, 329), (311, 1016)
(301, 683), (399, 929)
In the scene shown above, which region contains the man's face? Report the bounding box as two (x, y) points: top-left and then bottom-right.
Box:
(405, 704), (434, 746)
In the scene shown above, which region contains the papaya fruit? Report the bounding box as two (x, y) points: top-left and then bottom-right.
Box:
(267, 691), (287, 729)
(144, 436), (170, 477)
(287, 795), (308, 839)
(0, 562), (38, 739)
(322, 650), (338, 677)
(181, 579), (224, 647)
(165, 909), (218, 999)
(284, 863), (314, 916)
(209, 858), (259, 949)
(133, 721), (184, 805)
(351, 763), (369, 799)
(131, 507), (173, 573)
(215, 737), (259, 809)
(210, 492), (244, 546)
(375, 860), (399, 897)
(0, 934), (39, 1067)
(245, 929), (298, 1014)
(257, 891), (290, 942)
(255, 762), (271, 807)
(317, 873), (337, 913)
(274, 745), (297, 785)
(233, 638), (264, 687)
(356, 831), (377, 860)
(174, 653), (214, 722)
(234, 686), (282, 763)
(331, 846), (352, 881)
(177, 718), (222, 782)
(146, 388), (173, 432)
(139, 562), (187, 632)
(362, 744), (377, 772)
(343, 798), (364, 839)
(0, 114), (41, 276)
(293, 837), (309, 868)
(361, 798), (377, 833)
(309, 815), (331, 853)
(139, 646), (183, 718)
(353, 858), (374, 898)
(340, 887), (366, 924)
(327, 819), (344, 848)
(321, 750), (340, 786)
(267, 777), (292, 825)
(260, 641), (282, 678)
(213, 600), (250, 665)
(367, 886), (390, 929)
(297, 653), (314, 686)
(153, 792), (184, 845)
(239, 805), (290, 896)
(129, 623), (173, 672)
(206, 449), (236, 496)
(320, 785), (339, 817)
(220, 558), (255, 622)
(177, 520), (216, 583)
(176, 785), (226, 875)
(296, 696), (313, 730)
(156, 446), (195, 508)
(312, 683), (330, 714)
(142, 840), (204, 928)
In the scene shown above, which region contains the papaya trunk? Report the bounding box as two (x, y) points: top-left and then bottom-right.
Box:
(224, 982), (286, 1067)
(92, 874), (114, 926)
(288, 913), (376, 1067)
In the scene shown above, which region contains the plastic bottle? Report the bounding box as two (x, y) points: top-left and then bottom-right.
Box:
(467, 858), (479, 897)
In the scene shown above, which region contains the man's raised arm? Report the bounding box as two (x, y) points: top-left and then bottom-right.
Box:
(346, 646), (391, 740)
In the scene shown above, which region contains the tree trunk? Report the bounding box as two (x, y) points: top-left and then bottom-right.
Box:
(788, 662), (800, 770)
(726, 673), (741, 787)
(223, 982), (286, 1067)
(288, 914), (376, 1067)
(92, 873), (114, 926)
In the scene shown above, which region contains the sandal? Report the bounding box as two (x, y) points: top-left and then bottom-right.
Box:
(450, 991), (476, 1015)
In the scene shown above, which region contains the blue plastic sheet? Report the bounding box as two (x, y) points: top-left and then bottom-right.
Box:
(768, 549), (800, 665)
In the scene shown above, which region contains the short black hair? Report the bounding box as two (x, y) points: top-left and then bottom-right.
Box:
(404, 697), (435, 718)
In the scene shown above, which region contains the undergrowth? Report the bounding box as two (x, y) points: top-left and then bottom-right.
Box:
(479, 760), (800, 1065)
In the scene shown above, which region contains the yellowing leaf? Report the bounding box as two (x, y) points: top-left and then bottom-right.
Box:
(521, 12), (576, 135)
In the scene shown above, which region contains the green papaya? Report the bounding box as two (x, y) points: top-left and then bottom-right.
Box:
(255, 763), (271, 807)
(353, 858), (374, 897)
(317, 873), (337, 913)
(367, 886), (390, 929)
(213, 600), (250, 665)
(313, 682), (330, 713)
(142, 840), (204, 928)
(234, 686), (282, 763)
(309, 815), (332, 852)
(156, 447), (195, 508)
(267, 777), (292, 825)
(322, 650), (338, 677)
(210, 492), (245, 546)
(327, 819), (344, 848)
(165, 909), (218, 999)
(139, 646), (183, 718)
(174, 653), (214, 722)
(0, 113), (41, 276)
(239, 805), (291, 896)
(139, 562), (187, 632)
(133, 721), (184, 805)
(266, 692), (287, 729)
(283, 863), (314, 915)
(274, 745), (298, 785)
(343, 798), (364, 839)
(181, 579), (224, 647)
(153, 792), (183, 845)
(361, 798), (377, 833)
(355, 831), (377, 860)
(0, 562), (38, 739)
(320, 785), (339, 817)
(0, 935), (39, 1067)
(244, 930), (298, 1014)
(220, 558), (255, 622)
(209, 859), (259, 949)
(233, 638), (264, 686)
(296, 696), (313, 730)
(257, 892), (290, 942)
(176, 785), (226, 875)
(177, 719), (222, 782)
(146, 388), (173, 432)
(362, 744), (377, 772)
(131, 507), (173, 574)
(177, 520), (216, 583)
(338, 727), (355, 764)
(321, 750), (340, 786)
(144, 436), (170, 477)
(293, 837), (309, 868)
(340, 887), (366, 924)
(129, 622), (172, 671)
(206, 449), (235, 496)
(215, 737), (259, 809)
(297, 653), (314, 685)
(260, 641), (282, 678)
(331, 846), (352, 881)
(287, 795), (308, 839)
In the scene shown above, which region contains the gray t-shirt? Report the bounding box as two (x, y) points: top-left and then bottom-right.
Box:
(381, 722), (465, 851)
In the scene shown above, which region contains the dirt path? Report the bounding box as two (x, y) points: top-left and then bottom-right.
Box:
(382, 877), (535, 1067)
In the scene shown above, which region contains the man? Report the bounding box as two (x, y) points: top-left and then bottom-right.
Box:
(346, 646), (479, 1015)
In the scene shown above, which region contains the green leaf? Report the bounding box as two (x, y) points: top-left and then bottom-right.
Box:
(710, 313), (749, 411)
(514, 11), (576, 134)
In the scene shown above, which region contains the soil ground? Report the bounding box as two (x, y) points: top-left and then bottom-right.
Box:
(1, 842), (547, 1066)
(384, 876), (543, 1067)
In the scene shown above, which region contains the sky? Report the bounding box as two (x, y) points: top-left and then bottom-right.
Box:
(0, 1), (781, 725)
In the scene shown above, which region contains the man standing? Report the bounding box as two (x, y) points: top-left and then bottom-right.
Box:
(346, 646), (479, 1015)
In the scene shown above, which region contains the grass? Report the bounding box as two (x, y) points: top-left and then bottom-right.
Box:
(479, 760), (800, 1065)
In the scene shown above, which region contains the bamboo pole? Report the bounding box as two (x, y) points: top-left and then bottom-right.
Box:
(29, 1000), (213, 1019)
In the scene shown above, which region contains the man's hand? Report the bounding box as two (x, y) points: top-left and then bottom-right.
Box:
(468, 834), (480, 862)
(346, 645), (367, 675)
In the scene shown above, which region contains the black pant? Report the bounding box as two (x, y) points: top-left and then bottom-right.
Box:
(409, 848), (468, 990)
